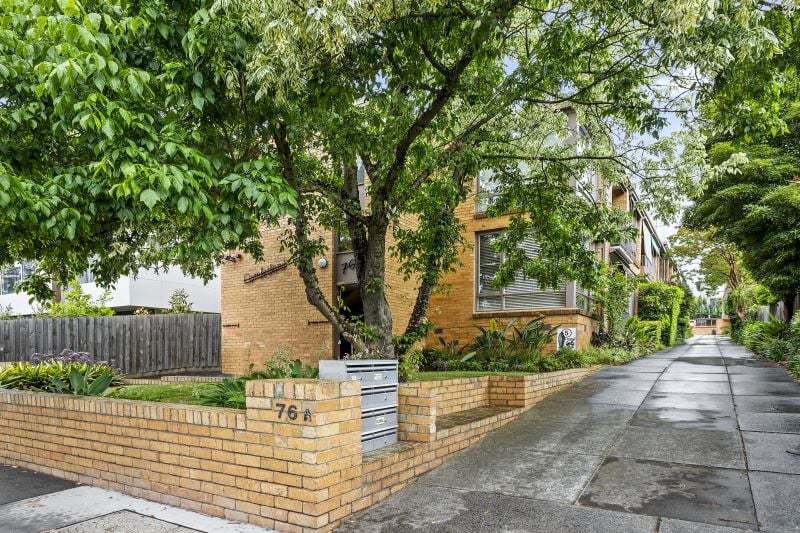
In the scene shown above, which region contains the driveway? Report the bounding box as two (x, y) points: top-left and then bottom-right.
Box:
(339, 336), (800, 532)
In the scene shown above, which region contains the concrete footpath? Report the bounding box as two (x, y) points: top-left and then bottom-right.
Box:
(340, 336), (800, 532)
(0, 466), (273, 533)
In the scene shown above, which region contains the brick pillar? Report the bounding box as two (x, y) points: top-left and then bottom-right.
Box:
(397, 383), (437, 442)
(246, 379), (362, 531)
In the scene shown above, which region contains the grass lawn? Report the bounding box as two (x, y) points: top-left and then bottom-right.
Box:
(104, 383), (218, 405)
(409, 370), (531, 381)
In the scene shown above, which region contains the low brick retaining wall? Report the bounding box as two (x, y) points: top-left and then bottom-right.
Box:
(397, 367), (599, 442)
(0, 366), (599, 532)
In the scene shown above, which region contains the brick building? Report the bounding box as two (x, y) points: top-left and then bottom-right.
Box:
(221, 114), (676, 373)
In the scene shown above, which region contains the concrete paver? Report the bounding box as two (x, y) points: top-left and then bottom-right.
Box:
(340, 336), (800, 532)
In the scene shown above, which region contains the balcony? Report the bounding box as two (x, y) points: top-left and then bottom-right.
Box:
(610, 240), (637, 266)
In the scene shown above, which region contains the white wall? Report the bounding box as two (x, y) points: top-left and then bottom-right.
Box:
(0, 268), (220, 316)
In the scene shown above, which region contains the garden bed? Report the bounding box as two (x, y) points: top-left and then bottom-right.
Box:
(104, 383), (218, 405)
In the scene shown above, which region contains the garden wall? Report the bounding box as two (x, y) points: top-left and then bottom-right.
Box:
(0, 366), (599, 532)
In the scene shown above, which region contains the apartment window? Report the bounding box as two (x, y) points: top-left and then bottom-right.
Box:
(1, 264), (21, 295)
(0, 261), (37, 295)
(76, 267), (95, 285)
(476, 232), (567, 311)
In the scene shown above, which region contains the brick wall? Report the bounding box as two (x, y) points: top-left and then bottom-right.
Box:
(221, 225), (336, 375)
(0, 366), (600, 532)
(401, 377), (490, 416)
(396, 366), (600, 444)
(425, 182), (598, 351)
(0, 379), (361, 532)
(221, 216), (420, 374)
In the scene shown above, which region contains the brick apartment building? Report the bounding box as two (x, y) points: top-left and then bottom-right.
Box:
(220, 115), (675, 374)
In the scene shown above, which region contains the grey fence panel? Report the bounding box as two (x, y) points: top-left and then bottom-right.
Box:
(0, 314), (221, 376)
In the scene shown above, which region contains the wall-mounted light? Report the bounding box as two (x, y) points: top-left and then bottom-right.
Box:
(317, 257), (329, 269)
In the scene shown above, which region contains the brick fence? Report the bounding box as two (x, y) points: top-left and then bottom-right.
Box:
(0, 366), (599, 532)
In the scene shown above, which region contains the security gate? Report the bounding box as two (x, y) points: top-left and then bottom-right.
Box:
(319, 359), (398, 452)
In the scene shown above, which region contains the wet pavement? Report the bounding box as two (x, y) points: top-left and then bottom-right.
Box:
(339, 336), (800, 532)
(0, 469), (270, 533)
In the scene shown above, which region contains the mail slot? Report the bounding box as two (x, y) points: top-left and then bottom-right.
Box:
(362, 426), (398, 453)
(319, 359), (399, 452)
(362, 385), (398, 411)
(362, 407), (398, 433)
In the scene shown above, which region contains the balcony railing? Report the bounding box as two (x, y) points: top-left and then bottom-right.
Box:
(611, 240), (637, 265)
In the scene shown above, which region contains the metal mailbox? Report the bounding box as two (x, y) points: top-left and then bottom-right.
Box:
(319, 359), (398, 452)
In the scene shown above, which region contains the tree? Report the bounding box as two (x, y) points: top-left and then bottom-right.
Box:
(1, 0), (778, 358)
(593, 266), (635, 343)
(668, 227), (750, 319)
(685, 132), (800, 322)
(0, 0), (296, 297)
(687, 5), (800, 324)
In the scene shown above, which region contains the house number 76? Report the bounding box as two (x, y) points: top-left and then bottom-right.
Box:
(275, 403), (312, 422)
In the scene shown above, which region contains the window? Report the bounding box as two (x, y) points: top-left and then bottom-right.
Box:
(0, 264), (21, 295)
(76, 267), (95, 285)
(476, 232), (566, 311)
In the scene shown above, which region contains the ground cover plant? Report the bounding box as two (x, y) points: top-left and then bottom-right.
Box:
(418, 315), (656, 375)
(198, 356), (320, 409)
(0, 353), (120, 396)
(104, 383), (217, 405)
(736, 311), (800, 379)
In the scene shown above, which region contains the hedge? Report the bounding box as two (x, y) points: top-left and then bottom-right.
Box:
(638, 282), (684, 346)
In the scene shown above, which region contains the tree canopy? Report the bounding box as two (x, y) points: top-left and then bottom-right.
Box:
(1, 0), (781, 357)
(685, 134), (800, 314)
(683, 4), (799, 322)
(0, 0), (296, 298)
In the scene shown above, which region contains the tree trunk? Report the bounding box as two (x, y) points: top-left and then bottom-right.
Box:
(357, 219), (395, 358)
(784, 293), (796, 326)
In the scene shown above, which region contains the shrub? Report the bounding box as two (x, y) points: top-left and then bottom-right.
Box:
(763, 338), (795, 362)
(677, 316), (691, 340)
(789, 353), (800, 379)
(511, 317), (557, 355)
(593, 267), (636, 342)
(623, 318), (660, 354)
(0, 359), (120, 395)
(466, 319), (516, 362)
(48, 281), (114, 317)
(199, 378), (246, 409)
(199, 356), (319, 409)
(741, 316), (786, 354)
(638, 282), (683, 346)
(167, 288), (193, 314)
(399, 349), (423, 382)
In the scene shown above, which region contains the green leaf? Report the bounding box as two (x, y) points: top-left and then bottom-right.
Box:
(192, 91), (204, 111)
(177, 196), (189, 213)
(140, 189), (160, 209)
(69, 367), (85, 395)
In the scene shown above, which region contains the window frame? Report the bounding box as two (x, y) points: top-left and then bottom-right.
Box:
(475, 230), (567, 312)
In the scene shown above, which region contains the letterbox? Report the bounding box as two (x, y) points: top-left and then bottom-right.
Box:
(319, 359), (399, 452)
